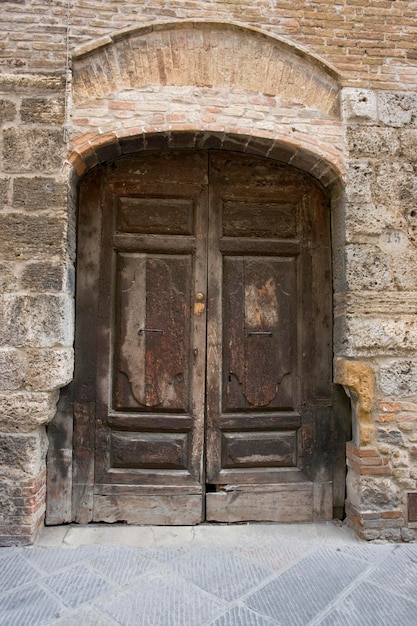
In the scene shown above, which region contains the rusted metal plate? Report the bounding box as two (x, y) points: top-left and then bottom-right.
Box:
(408, 492), (417, 522)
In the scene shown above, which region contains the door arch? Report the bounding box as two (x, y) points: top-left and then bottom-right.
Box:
(69, 149), (342, 524)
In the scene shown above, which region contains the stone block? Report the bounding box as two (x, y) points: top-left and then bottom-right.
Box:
(21, 97), (65, 124)
(0, 429), (47, 475)
(378, 91), (417, 128)
(2, 294), (74, 348)
(13, 177), (67, 210)
(25, 348), (73, 391)
(345, 244), (391, 291)
(342, 315), (417, 356)
(373, 161), (417, 208)
(0, 262), (19, 292)
(0, 213), (67, 260)
(2, 128), (65, 174)
(345, 203), (403, 240)
(345, 160), (373, 203)
(0, 390), (59, 432)
(341, 88), (378, 124)
(0, 99), (16, 124)
(379, 359), (417, 396)
(346, 127), (400, 158)
(0, 349), (27, 391)
(399, 129), (417, 162)
(21, 262), (74, 293)
(0, 176), (10, 209)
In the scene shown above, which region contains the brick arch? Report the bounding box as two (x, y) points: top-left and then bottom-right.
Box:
(72, 21), (341, 117)
(67, 129), (345, 189)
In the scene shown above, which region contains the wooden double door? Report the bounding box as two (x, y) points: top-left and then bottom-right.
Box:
(71, 150), (341, 525)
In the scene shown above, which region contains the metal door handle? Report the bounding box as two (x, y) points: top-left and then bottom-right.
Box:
(138, 328), (164, 335)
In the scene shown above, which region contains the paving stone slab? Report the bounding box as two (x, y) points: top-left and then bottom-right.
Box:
(97, 573), (226, 626)
(141, 545), (193, 562)
(168, 547), (274, 601)
(88, 547), (158, 585)
(231, 541), (313, 572)
(0, 553), (40, 593)
(23, 546), (108, 573)
(245, 548), (369, 626)
(317, 581), (417, 626)
(45, 605), (119, 626)
(209, 604), (281, 626)
(41, 562), (116, 609)
(335, 544), (395, 564)
(364, 546), (417, 602)
(0, 583), (65, 626)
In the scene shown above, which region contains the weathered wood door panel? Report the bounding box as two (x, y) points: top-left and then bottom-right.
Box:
(70, 150), (337, 525)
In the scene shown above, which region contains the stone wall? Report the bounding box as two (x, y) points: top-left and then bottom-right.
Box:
(1, 1), (417, 544)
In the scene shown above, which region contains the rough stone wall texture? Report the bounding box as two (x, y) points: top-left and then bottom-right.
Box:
(1, 1), (417, 544)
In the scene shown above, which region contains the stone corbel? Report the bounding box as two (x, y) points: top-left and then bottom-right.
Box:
(334, 358), (375, 446)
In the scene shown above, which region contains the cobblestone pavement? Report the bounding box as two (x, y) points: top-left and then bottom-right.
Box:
(0, 522), (416, 626)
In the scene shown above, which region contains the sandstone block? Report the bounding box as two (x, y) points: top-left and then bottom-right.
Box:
(2, 128), (64, 174)
(25, 348), (73, 391)
(21, 97), (65, 125)
(0, 349), (26, 391)
(334, 358), (375, 446)
(345, 203), (403, 240)
(0, 429), (47, 476)
(0, 390), (59, 432)
(0, 213), (67, 260)
(0, 99), (16, 124)
(341, 88), (378, 124)
(2, 294), (74, 348)
(13, 177), (67, 210)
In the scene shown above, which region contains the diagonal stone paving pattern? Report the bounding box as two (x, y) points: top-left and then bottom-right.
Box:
(0, 523), (416, 626)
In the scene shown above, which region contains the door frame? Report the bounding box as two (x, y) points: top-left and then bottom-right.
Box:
(45, 140), (351, 526)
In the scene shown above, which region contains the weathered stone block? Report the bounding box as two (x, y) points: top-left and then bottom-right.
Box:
(379, 360), (417, 396)
(345, 161), (373, 203)
(2, 128), (64, 174)
(345, 245), (391, 291)
(0, 177), (10, 210)
(373, 161), (417, 208)
(0, 390), (59, 432)
(0, 429), (47, 475)
(25, 348), (73, 391)
(0, 349), (26, 391)
(341, 88), (378, 124)
(2, 294), (74, 348)
(399, 129), (417, 162)
(346, 127), (400, 159)
(0, 213), (67, 260)
(0, 99), (16, 124)
(342, 315), (417, 356)
(13, 177), (66, 210)
(0, 262), (19, 291)
(345, 203), (403, 241)
(378, 91), (417, 128)
(21, 97), (65, 124)
(21, 262), (73, 293)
